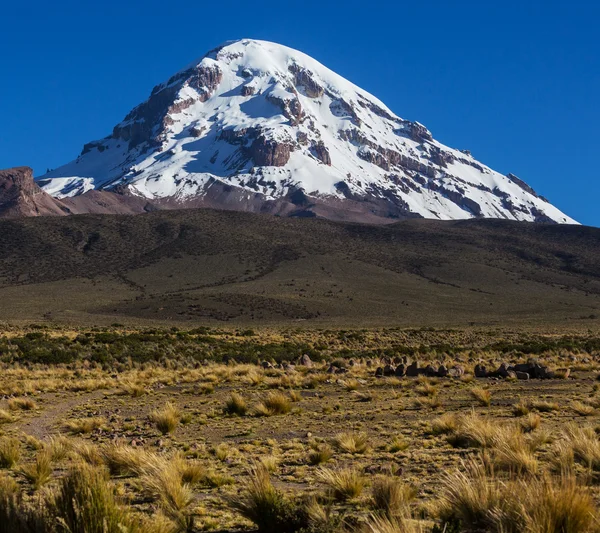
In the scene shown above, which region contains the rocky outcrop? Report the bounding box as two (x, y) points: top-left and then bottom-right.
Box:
(248, 134), (294, 167)
(289, 64), (324, 98)
(186, 64), (223, 102)
(0, 167), (69, 218)
(267, 92), (304, 125)
(311, 141), (331, 165)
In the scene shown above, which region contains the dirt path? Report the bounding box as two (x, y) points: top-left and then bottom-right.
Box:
(11, 389), (109, 440)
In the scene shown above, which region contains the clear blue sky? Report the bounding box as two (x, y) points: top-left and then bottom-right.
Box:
(1, 0), (598, 226)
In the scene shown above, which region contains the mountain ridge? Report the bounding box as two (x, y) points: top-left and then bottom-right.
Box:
(33, 39), (576, 225)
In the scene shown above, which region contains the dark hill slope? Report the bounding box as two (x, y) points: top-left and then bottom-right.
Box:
(0, 210), (599, 326)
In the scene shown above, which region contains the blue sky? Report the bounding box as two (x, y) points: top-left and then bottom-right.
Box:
(1, 0), (598, 226)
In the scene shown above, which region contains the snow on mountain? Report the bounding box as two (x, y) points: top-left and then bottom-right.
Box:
(37, 39), (577, 224)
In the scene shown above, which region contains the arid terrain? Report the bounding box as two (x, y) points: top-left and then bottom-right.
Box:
(0, 325), (599, 532)
(0, 209), (599, 328)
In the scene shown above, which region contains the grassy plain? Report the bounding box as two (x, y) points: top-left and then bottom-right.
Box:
(0, 325), (599, 531)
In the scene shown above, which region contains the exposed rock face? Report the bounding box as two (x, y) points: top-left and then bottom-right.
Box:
(289, 63), (324, 98)
(248, 134), (293, 167)
(311, 141), (331, 165)
(0, 167), (69, 217)
(37, 39), (577, 225)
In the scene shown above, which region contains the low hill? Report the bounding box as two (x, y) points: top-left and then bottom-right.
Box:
(0, 209), (598, 326)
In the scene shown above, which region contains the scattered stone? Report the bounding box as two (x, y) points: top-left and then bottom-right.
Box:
(375, 367), (384, 378)
(298, 354), (312, 367)
(437, 364), (448, 378)
(448, 366), (465, 378)
(515, 371), (530, 380)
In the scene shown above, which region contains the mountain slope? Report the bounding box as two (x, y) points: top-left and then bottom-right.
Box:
(37, 39), (575, 224)
(0, 209), (597, 326)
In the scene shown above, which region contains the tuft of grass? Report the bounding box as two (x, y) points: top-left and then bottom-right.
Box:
(224, 393), (248, 417)
(531, 400), (559, 413)
(437, 459), (596, 533)
(150, 402), (181, 435)
(362, 514), (425, 533)
(520, 413), (541, 433)
(513, 399), (531, 417)
(388, 437), (409, 453)
(470, 387), (492, 407)
(53, 463), (143, 533)
(490, 433), (539, 476)
(0, 410), (14, 424)
(430, 413), (459, 435)
(342, 379), (360, 392)
(228, 464), (311, 532)
(371, 476), (417, 519)
(334, 431), (370, 454)
(255, 392), (291, 417)
(8, 398), (37, 411)
(102, 442), (152, 477)
(446, 413), (498, 449)
(0, 438), (21, 469)
(571, 401), (596, 417)
(561, 424), (600, 471)
(318, 467), (365, 502)
(309, 444), (334, 465)
(65, 417), (106, 435)
(141, 458), (194, 530)
(46, 435), (73, 462)
(20, 449), (53, 489)
(117, 380), (146, 397)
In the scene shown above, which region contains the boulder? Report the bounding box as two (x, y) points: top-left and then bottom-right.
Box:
(383, 364), (396, 377)
(298, 354), (313, 368)
(406, 362), (420, 377)
(474, 364), (488, 378)
(395, 364), (406, 377)
(515, 371), (530, 380)
(495, 363), (510, 378)
(448, 366), (465, 378)
(424, 364), (438, 377)
(437, 364), (448, 378)
(375, 367), (384, 378)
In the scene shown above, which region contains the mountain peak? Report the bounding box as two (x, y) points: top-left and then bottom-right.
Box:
(37, 40), (576, 224)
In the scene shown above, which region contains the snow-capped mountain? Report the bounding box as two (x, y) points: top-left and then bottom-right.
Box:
(37, 39), (576, 224)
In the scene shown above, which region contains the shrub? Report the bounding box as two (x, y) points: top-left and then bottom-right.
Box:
(150, 402), (181, 434)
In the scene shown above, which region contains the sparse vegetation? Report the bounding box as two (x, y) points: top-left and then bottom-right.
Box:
(150, 402), (181, 434)
(0, 325), (594, 531)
